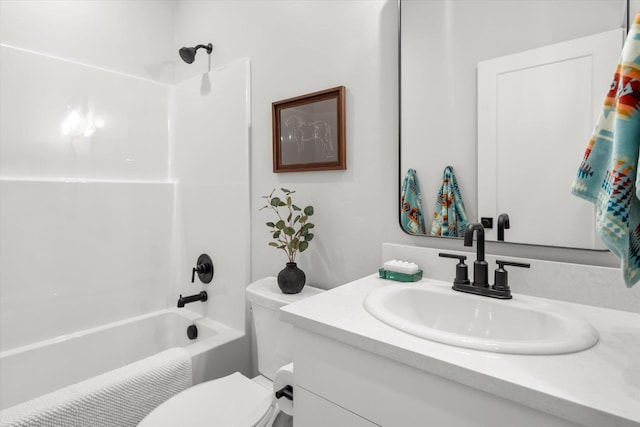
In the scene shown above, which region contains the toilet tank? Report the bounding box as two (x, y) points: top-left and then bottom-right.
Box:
(246, 277), (324, 380)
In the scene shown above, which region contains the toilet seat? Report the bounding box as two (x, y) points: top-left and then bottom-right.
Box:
(138, 372), (275, 427)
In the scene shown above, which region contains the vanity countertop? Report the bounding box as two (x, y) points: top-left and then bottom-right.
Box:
(281, 274), (640, 427)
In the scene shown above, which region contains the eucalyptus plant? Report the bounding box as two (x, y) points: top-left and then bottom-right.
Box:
(261, 188), (315, 263)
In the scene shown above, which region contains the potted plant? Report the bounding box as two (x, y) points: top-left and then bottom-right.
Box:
(261, 188), (315, 293)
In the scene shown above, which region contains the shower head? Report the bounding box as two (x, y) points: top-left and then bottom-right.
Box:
(179, 43), (213, 64)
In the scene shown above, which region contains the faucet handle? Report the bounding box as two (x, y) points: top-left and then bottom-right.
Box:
(438, 253), (470, 285)
(493, 260), (530, 293)
(191, 254), (214, 284)
(439, 253), (467, 261)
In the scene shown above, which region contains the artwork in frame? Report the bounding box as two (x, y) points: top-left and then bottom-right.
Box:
(272, 86), (346, 172)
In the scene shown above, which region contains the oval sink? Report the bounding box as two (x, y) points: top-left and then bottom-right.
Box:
(364, 283), (599, 355)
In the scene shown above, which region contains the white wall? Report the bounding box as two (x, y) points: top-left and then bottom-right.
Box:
(174, 0), (402, 289)
(173, 0), (640, 289)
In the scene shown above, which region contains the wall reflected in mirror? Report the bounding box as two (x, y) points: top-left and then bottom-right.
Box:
(400, 0), (627, 250)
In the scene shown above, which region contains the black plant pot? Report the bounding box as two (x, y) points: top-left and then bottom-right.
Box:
(277, 262), (306, 294)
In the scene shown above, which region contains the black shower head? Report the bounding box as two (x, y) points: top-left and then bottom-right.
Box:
(179, 43), (213, 64)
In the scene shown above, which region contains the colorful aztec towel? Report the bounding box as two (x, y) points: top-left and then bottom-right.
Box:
(430, 165), (468, 237)
(400, 168), (427, 234)
(571, 13), (640, 288)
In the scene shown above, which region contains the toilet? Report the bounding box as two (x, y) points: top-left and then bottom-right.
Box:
(139, 277), (323, 427)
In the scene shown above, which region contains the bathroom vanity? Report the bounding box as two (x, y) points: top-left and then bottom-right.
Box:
(281, 274), (640, 427)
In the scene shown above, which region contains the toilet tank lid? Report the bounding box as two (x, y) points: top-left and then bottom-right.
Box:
(247, 277), (324, 310)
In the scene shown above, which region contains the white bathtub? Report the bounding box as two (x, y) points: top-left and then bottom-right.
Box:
(0, 308), (244, 411)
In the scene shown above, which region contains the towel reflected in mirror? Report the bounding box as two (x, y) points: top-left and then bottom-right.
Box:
(401, 168), (427, 235)
(430, 165), (469, 238)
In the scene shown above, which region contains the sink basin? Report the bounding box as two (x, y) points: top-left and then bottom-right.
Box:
(363, 283), (599, 355)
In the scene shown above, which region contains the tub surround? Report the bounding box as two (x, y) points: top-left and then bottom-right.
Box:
(0, 44), (170, 180)
(0, 179), (175, 351)
(170, 57), (251, 333)
(281, 274), (640, 426)
(0, 44), (251, 355)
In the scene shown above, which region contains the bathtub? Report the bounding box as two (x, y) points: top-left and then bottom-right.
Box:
(0, 308), (244, 411)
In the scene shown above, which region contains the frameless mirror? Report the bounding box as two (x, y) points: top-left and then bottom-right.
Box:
(400, 0), (628, 249)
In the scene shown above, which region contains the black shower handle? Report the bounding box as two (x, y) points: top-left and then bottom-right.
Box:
(191, 254), (214, 284)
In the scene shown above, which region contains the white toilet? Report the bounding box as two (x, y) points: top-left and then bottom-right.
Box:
(139, 277), (323, 427)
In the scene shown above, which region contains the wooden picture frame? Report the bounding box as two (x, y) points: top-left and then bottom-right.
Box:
(272, 86), (346, 172)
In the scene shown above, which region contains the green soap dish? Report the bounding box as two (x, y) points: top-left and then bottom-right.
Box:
(378, 268), (423, 282)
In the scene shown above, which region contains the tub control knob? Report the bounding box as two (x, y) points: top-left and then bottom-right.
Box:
(192, 254), (214, 284)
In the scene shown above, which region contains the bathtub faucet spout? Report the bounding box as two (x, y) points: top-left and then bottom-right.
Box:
(177, 291), (208, 308)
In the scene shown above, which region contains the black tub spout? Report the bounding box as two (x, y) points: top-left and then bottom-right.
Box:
(177, 291), (208, 308)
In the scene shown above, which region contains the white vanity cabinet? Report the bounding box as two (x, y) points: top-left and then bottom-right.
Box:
(292, 329), (580, 427)
(282, 275), (640, 427)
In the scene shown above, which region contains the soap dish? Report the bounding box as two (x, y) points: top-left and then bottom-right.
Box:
(378, 268), (423, 282)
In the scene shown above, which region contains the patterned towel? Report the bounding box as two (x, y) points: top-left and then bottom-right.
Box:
(430, 166), (468, 237)
(571, 12), (640, 288)
(400, 168), (427, 234)
(0, 348), (192, 427)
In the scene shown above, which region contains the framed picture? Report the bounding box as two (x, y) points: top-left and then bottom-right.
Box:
(272, 86), (346, 172)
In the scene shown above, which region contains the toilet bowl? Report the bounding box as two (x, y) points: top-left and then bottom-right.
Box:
(139, 277), (323, 427)
(138, 372), (290, 427)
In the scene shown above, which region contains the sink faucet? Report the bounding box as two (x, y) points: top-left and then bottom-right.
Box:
(440, 222), (531, 299)
(177, 291), (208, 308)
(464, 223), (488, 288)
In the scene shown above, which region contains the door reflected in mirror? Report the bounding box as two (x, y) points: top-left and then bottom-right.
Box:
(400, 0), (627, 249)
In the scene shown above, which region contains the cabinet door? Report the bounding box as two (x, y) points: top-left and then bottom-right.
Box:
(477, 28), (622, 248)
(294, 386), (378, 427)
(294, 329), (583, 427)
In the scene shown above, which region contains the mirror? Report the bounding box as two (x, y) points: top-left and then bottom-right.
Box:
(400, 0), (628, 249)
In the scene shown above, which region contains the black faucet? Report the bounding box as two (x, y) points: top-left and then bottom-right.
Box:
(497, 213), (510, 241)
(177, 291), (208, 308)
(192, 254), (214, 284)
(440, 222), (531, 299)
(464, 223), (488, 288)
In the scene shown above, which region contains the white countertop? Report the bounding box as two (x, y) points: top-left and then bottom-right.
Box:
(281, 274), (640, 427)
